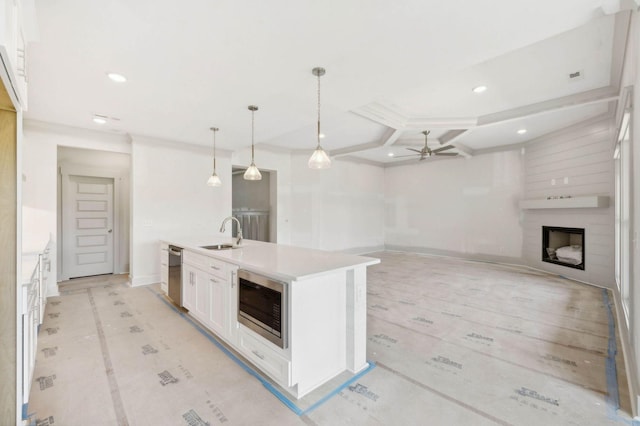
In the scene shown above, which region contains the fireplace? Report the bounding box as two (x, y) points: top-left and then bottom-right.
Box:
(542, 226), (585, 270)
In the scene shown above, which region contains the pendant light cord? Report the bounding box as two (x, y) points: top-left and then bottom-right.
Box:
(317, 71), (321, 147)
(213, 129), (217, 171)
(251, 108), (255, 162)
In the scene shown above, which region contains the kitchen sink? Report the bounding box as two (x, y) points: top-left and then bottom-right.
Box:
(200, 244), (234, 250)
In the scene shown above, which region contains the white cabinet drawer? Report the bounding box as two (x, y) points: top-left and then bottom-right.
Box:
(183, 250), (229, 278)
(239, 328), (291, 387)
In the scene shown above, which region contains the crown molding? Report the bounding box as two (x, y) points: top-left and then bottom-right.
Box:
(130, 133), (233, 156)
(24, 119), (132, 144)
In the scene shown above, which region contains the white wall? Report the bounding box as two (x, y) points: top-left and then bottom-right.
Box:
(22, 121), (131, 296)
(232, 148), (386, 253)
(384, 150), (524, 262)
(521, 118), (615, 287)
(22, 133), (56, 254)
(130, 136), (233, 286)
(289, 155), (385, 253)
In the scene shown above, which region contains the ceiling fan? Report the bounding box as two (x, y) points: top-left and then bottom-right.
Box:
(395, 130), (458, 160)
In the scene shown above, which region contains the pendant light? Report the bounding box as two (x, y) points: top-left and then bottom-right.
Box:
(244, 105), (262, 180)
(206, 127), (222, 187)
(308, 67), (331, 169)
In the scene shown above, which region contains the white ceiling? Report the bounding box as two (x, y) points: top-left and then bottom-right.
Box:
(25, 0), (634, 165)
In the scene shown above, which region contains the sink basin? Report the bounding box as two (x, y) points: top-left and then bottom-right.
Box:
(200, 244), (234, 250)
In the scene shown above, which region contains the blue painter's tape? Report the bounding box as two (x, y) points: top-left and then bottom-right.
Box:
(301, 361), (376, 416)
(147, 287), (374, 416)
(602, 289), (620, 414)
(22, 403), (36, 426)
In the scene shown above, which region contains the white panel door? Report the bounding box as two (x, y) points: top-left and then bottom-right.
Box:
(63, 175), (114, 278)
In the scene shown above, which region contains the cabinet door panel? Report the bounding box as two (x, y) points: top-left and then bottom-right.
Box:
(182, 266), (197, 312)
(208, 276), (227, 336)
(194, 269), (211, 323)
(160, 245), (169, 294)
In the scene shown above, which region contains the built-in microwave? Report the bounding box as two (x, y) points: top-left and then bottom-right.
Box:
(237, 269), (287, 349)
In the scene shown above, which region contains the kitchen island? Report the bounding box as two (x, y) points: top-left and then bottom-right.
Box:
(160, 238), (379, 399)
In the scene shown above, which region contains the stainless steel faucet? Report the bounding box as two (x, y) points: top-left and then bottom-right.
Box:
(220, 216), (243, 245)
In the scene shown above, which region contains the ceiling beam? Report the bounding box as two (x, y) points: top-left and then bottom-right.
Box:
(438, 129), (468, 145)
(351, 102), (408, 129)
(450, 142), (474, 158)
(331, 140), (383, 157)
(405, 116), (478, 129)
(476, 86), (618, 127)
(609, 10), (632, 91)
(381, 128), (404, 146)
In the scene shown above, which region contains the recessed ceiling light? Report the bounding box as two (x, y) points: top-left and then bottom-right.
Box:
(517, 129), (527, 135)
(107, 72), (127, 83)
(472, 85), (487, 93)
(319, 133), (326, 139)
(387, 152), (395, 157)
(93, 115), (107, 124)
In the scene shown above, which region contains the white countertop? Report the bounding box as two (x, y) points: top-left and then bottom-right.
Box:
(163, 238), (380, 282)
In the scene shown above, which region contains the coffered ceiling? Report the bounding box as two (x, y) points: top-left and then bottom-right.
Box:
(25, 0), (636, 165)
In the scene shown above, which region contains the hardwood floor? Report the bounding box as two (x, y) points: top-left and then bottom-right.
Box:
(27, 252), (632, 425)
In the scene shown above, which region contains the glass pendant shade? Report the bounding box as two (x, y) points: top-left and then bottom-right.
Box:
(244, 105), (262, 180)
(309, 67), (331, 169)
(308, 146), (331, 169)
(208, 127), (222, 187)
(243, 162), (262, 180)
(207, 173), (222, 187)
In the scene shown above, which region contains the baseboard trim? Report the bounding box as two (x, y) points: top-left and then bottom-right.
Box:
(340, 245), (386, 256)
(46, 284), (60, 297)
(610, 286), (639, 417)
(129, 274), (159, 287)
(383, 244), (526, 267)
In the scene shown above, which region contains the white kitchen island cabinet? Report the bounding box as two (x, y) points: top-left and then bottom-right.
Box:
(161, 238), (379, 399)
(182, 250), (236, 341)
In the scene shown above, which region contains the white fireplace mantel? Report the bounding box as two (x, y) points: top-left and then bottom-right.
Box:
(520, 195), (609, 210)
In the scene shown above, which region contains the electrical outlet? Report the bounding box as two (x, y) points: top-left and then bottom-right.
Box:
(551, 178), (556, 186)
(564, 177), (569, 184)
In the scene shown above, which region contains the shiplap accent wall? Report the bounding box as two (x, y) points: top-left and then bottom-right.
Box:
(522, 117), (615, 287)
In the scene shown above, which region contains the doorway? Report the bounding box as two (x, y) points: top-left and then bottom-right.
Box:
(58, 147), (130, 281)
(231, 167), (277, 243)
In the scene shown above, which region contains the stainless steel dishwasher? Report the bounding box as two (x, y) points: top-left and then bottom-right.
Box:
(168, 245), (183, 306)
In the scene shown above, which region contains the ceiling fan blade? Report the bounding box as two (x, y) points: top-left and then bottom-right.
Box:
(393, 154), (421, 158)
(432, 145), (455, 153)
(434, 152), (458, 156)
(406, 148), (423, 154)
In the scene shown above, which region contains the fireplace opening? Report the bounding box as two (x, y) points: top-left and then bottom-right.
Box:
(542, 226), (585, 270)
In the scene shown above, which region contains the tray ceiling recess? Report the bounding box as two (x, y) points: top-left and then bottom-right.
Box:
(24, 3), (633, 166)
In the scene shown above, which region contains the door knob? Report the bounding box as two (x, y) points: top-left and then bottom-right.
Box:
(108, 229), (113, 233)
